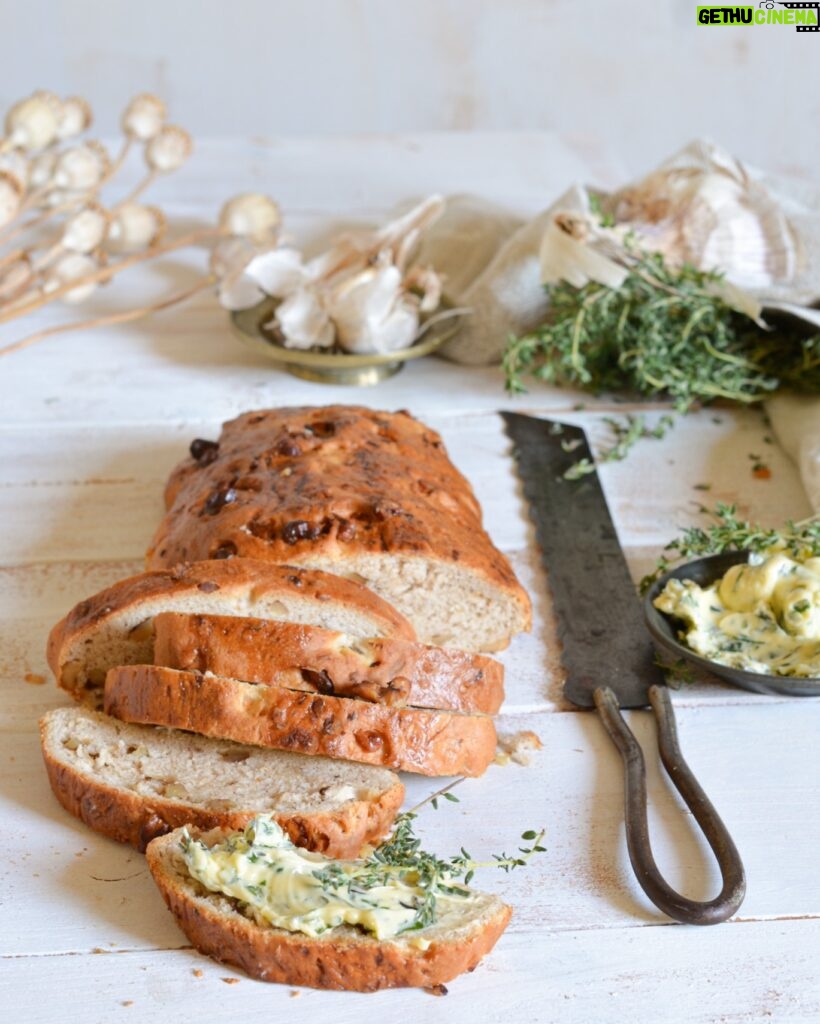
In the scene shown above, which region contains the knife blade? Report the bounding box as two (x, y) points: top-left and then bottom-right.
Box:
(501, 411), (746, 925)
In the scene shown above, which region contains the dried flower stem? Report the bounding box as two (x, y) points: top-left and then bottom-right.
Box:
(0, 273), (216, 358)
(0, 225), (218, 325)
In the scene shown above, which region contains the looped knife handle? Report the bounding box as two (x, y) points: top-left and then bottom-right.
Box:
(593, 684), (746, 925)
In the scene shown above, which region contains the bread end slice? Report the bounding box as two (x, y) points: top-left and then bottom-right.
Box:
(146, 825), (512, 991)
(40, 706), (403, 856)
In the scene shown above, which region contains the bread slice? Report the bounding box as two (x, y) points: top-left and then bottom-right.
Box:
(40, 706), (404, 856)
(47, 560), (415, 708)
(153, 611), (505, 714)
(146, 824), (512, 990)
(104, 665), (498, 777)
(144, 406), (531, 652)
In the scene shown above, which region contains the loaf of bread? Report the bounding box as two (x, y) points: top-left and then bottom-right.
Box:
(47, 559), (414, 707)
(153, 612), (505, 713)
(41, 706), (404, 856)
(144, 406), (531, 652)
(104, 665), (498, 777)
(147, 823), (512, 991)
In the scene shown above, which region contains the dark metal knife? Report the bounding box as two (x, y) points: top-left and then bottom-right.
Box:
(501, 412), (746, 925)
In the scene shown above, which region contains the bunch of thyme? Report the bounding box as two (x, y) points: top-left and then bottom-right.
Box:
(503, 248), (820, 405)
(639, 502), (820, 593)
(314, 786), (546, 933)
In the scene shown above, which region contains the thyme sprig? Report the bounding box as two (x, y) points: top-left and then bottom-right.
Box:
(639, 502), (820, 593)
(503, 247), (820, 406)
(314, 783), (546, 933)
(563, 412), (675, 480)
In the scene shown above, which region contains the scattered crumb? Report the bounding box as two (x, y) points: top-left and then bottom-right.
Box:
(192, 969), (203, 978)
(121, 1001), (133, 1008)
(290, 990), (301, 998)
(495, 730), (543, 766)
(424, 983), (449, 996)
(92, 947), (108, 954)
(221, 977), (240, 985)
(693, 482), (711, 491)
(24, 672), (46, 685)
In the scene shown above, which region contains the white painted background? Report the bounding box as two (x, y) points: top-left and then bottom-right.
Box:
(0, 0), (817, 179)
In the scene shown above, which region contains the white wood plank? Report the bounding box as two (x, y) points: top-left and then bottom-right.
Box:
(3, 921), (820, 1024)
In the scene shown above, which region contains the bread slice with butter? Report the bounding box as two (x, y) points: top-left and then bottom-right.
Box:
(103, 664), (498, 777)
(152, 611), (505, 714)
(40, 705), (404, 856)
(146, 819), (512, 991)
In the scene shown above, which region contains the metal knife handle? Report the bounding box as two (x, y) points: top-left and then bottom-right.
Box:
(593, 684), (746, 925)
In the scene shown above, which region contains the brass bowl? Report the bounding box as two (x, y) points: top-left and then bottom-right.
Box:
(231, 298), (459, 386)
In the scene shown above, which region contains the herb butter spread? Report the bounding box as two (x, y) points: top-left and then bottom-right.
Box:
(181, 815), (474, 940)
(654, 553), (820, 677)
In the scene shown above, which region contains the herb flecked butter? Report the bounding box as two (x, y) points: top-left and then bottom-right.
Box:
(655, 553), (820, 678)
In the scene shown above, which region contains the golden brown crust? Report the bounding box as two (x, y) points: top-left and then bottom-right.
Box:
(144, 406), (531, 645)
(153, 612), (505, 714)
(47, 559), (415, 701)
(147, 827), (512, 991)
(39, 715), (404, 857)
(104, 665), (498, 777)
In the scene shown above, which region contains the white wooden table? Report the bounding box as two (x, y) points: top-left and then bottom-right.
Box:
(2, 136), (819, 1024)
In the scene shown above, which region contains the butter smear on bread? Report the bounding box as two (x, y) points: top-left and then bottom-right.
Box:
(181, 814), (478, 941)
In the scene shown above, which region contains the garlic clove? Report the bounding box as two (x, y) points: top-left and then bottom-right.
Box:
(62, 205), (109, 253)
(122, 93), (166, 141)
(0, 170), (23, 228)
(328, 264), (420, 354)
(145, 125), (192, 173)
(403, 264), (443, 314)
(107, 202), (165, 253)
(5, 93), (59, 150)
(57, 96), (93, 140)
(245, 247), (307, 297)
(53, 142), (110, 191)
(44, 252), (99, 303)
(219, 193), (281, 243)
(273, 287), (335, 350)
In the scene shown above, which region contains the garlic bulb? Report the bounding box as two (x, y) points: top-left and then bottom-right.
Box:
(57, 97), (92, 140)
(62, 205), (109, 253)
(327, 264), (418, 354)
(106, 202), (165, 253)
(0, 171), (23, 228)
(4, 93), (59, 150)
(273, 288), (334, 350)
(53, 142), (110, 191)
(606, 141), (803, 291)
(219, 193), (281, 243)
(44, 252), (99, 303)
(122, 94), (166, 141)
(145, 125), (192, 173)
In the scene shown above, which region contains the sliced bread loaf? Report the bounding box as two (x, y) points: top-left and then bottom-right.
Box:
(144, 406), (531, 652)
(146, 823), (512, 991)
(47, 560), (415, 707)
(41, 706), (404, 856)
(104, 665), (498, 777)
(153, 611), (505, 714)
